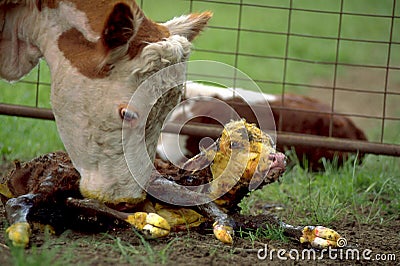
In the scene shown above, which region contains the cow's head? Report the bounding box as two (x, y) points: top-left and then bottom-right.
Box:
(0, 0), (212, 205)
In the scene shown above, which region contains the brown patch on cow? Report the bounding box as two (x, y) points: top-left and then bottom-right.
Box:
(58, 28), (110, 79)
(36, 1), (208, 46)
(270, 94), (367, 169)
(271, 94), (367, 140)
(56, 0), (170, 78)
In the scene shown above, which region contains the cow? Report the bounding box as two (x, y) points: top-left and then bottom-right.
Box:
(0, 0), (219, 242)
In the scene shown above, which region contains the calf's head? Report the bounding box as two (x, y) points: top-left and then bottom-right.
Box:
(0, 0), (211, 204)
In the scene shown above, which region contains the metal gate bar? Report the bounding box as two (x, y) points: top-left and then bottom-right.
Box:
(0, 103), (54, 120)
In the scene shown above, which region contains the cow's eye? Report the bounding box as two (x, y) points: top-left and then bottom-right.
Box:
(120, 108), (139, 121)
(119, 106), (139, 121)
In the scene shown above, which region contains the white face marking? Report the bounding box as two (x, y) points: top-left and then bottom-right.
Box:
(58, 2), (100, 42)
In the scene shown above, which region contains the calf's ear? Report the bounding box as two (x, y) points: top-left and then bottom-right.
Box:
(163, 12), (213, 41)
(102, 3), (138, 50)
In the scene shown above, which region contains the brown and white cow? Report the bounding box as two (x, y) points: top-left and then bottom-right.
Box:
(0, 1), (211, 204)
(158, 82), (367, 170)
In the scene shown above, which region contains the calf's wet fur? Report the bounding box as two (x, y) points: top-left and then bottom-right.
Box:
(1, 151), (277, 246)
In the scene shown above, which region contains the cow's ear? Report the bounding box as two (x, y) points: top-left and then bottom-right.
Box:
(163, 12), (212, 41)
(102, 3), (138, 50)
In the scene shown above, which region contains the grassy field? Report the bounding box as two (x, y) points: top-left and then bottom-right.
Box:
(0, 1), (399, 265)
(241, 154), (400, 226)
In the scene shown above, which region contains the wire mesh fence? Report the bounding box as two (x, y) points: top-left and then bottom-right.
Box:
(0, 0), (399, 157)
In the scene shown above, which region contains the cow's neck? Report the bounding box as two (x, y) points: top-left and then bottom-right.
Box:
(2, 3), (192, 205)
(5, 5), (149, 204)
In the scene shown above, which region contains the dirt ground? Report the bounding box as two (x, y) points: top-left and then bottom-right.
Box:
(0, 199), (399, 265)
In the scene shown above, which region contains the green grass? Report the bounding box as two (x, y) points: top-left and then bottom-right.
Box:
(107, 231), (177, 265)
(0, 60), (64, 161)
(237, 225), (288, 248)
(9, 246), (64, 266)
(4, 229), (179, 265)
(188, 0), (400, 92)
(240, 154), (400, 226)
(0, 116), (64, 161)
(7, 229), (75, 266)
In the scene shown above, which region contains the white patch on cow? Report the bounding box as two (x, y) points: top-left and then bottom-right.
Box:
(162, 14), (199, 39)
(184, 81), (277, 103)
(157, 133), (189, 164)
(58, 2), (100, 42)
(162, 12), (212, 41)
(0, 3), (41, 80)
(234, 87), (277, 103)
(183, 81), (232, 100)
(129, 35), (192, 76)
(166, 96), (197, 121)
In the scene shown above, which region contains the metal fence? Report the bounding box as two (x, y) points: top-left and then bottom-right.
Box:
(1, 0), (399, 156)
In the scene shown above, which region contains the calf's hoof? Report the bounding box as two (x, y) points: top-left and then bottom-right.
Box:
(6, 222), (31, 247)
(213, 221), (234, 244)
(300, 225), (344, 249)
(126, 212), (170, 238)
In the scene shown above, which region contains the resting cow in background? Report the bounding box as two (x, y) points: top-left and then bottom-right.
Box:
(158, 82), (367, 170)
(270, 94), (367, 169)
